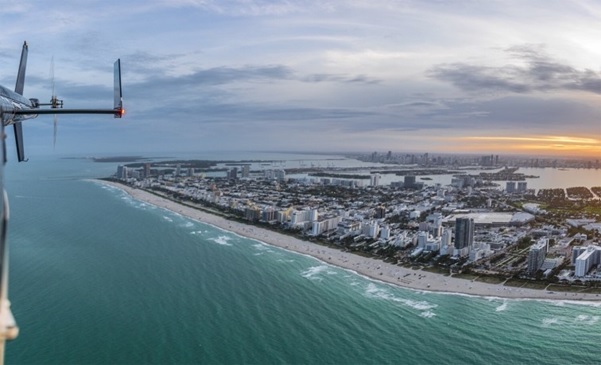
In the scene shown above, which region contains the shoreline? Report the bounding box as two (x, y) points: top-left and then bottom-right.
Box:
(93, 179), (601, 302)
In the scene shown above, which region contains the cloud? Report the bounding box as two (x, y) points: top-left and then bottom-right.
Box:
(302, 73), (380, 84)
(158, 0), (331, 16)
(428, 44), (601, 95)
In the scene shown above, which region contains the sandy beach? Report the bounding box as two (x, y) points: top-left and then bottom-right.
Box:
(95, 180), (601, 302)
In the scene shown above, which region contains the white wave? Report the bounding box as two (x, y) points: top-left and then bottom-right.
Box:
(548, 299), (601, 308)
(301, 265), (329, 281)
(253, 243), (272, 252)
(209, 235), (233, 246)
(542, 317), (560, 326)
(276, 259), (295, 263)
(495, 301), (508, 312)
(420, 311), (436, 318)
(162, 216), (173, 222)
(575, 315), (599, 325)
(182, 222), (194, 228)
(365, 283), (437, 312)
(405, 299), (437, 311)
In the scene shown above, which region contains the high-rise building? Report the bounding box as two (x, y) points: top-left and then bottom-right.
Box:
(370, 174), (381, 186)
(366, 221), (380, 239)
(309, 209), (319, 222)
(116, 165), (128, 180)
(228, 167), (238, 180)
(574, 245), (601, 277)
(242, 165), (250, 178)
(506, 181), (516, 193)
(417, 231), (428, 248)
(527, 239), (548, 275)
(441, 229), (452, 247)
(454, 218), (474, 250)
(380, 225), (391, 240)
(404, 175), (416, 189)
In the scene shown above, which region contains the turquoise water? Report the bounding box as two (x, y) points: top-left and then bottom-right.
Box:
(4, 157), (601, 364)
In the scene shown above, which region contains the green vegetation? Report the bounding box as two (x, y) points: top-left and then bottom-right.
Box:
(546, 284), (589, 293)
(452, 273), (478, 280)
(475, 276), (505, 284)
(566, 186), (594, 199)
(503, 278), (549, 288)
(537, 188), (565, 200)
(422, 266), (450, 275)
(516, 236), (532, 250)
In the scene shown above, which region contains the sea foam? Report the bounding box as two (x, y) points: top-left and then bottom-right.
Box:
(575, 314), (599, 325)
(209, 235), (233, 246)
(301, 265), (330, 281)
(365, 283), (437, 314)
(542, 317), (560, 326)
(495, 301), (508, 312)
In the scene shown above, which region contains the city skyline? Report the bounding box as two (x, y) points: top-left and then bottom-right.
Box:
(0, 0), (600, 158)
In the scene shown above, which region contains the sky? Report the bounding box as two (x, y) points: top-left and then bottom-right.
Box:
(0, 0), (600, 159)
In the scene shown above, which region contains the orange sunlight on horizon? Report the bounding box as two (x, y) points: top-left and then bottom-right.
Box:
(451, 135), (601, 158)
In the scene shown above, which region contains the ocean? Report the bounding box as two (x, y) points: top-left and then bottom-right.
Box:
(4, 155), (601, 364)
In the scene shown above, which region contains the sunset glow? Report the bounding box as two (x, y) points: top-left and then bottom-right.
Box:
(450, 135), (601, 158)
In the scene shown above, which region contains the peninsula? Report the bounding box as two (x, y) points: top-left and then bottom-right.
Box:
(96, 175), (601, 301)
(99, 152), (601, 301)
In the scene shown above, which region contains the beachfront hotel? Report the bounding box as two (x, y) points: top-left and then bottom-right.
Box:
(527, 239), (549, 275)
(454, 218), (474, 257)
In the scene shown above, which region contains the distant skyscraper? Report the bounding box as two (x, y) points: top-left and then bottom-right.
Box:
(242, 165), (250, 178)
(375, 206), (386, 219)
(116, 165), (127, 180)
(370, 174), (381, 186)
(506, 181), (516, 193)
(404, 175), (416, 189)
(144, 163), (151, 178)
(454, 218), (474, 250)
(480, 155), (493, 166)
(228, 167), (238, 180)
